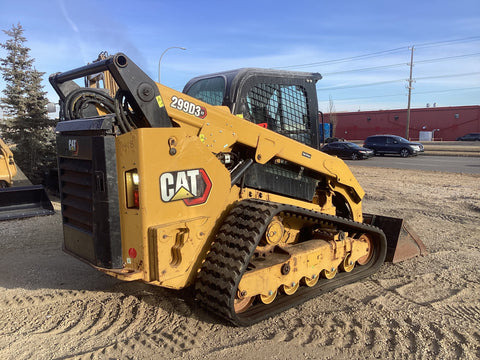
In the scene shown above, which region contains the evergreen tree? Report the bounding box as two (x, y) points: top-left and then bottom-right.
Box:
(0, 23), (56, 184)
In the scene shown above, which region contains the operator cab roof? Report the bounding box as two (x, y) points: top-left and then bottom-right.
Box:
(183, 68), (322, 110)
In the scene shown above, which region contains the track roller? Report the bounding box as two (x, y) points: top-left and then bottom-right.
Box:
(322, 268), (338, 279)
(283, 282), (300, 295)
(303, 274), (319, 287)
(340, 254), (355, 272)
(260, 290), (277, 304)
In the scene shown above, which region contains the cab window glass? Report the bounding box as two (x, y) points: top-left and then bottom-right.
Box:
(185, 76), (225, 106)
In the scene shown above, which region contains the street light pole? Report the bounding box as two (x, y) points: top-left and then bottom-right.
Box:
(158, 46), (186, 83)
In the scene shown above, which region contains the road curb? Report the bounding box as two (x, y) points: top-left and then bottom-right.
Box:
(421, 151), (480, 157)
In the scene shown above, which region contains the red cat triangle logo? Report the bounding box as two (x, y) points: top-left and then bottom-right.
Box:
(159, 169), (212, 206)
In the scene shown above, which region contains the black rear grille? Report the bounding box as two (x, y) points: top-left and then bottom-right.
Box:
(55, 116), (122, 269)
(59, 158), (94, 233)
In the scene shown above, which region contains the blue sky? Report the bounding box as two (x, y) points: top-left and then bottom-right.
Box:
(0, 0), (479, 113)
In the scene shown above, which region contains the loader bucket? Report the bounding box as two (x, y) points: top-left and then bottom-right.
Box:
(363, 214), (427, 263)
(0, 185), (54, 221)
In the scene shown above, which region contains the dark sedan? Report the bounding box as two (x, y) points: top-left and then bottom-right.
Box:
(456, 133), (480, 141)
(320, 142), (374, 160)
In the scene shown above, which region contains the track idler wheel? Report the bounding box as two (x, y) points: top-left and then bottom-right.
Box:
(356, 234), (374, 265)
(234, 291), (254, 314)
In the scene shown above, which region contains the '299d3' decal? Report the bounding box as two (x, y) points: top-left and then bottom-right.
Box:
(160, 169), (212, 206)
(170, 96), (207, 119)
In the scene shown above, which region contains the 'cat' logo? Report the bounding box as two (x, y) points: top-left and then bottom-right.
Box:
(159, 169), (211, 206)
(68, 139), (79, 156)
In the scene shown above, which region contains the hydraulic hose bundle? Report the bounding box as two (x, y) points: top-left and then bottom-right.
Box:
(62, 88), (115, 120)
(114, 90), (139, 134)
(62, 87), (140, 134)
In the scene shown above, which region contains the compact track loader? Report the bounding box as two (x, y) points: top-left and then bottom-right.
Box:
(0, 137), (54, 221)
(0, 137), (17, 188)
(50, 53), (426, 326)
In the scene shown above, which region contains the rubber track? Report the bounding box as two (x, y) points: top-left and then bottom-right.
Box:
(195, 199), (387, 326)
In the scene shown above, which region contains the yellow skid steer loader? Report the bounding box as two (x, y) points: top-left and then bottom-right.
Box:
(50, 53), (426, 325)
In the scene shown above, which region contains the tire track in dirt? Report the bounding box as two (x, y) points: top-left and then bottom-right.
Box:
(281, 300), (478, 359)
(438, 304), (480, 325)
(56, 318), (207, 359)
(0, 288), (207, 359)
(342, 279), (478, 357)
(239, 275), (479, 359)
(0, 291), (145, 337)
(342, 274), (480, 327)
(245, 303), (479, 360)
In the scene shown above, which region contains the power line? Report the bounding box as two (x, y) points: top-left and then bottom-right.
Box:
(414, 86), (480, 95)
(320, 86), (480, 102)
(317, 71), (480, 91)
(415, 71), (480, 81)
(295, 36), (480, 110)
(414, 36), (480, 49)
(415, 52), (480, 64)
(322, 52), (480, 77)
(323, 62), (406, 76)
(317, 79), (405, 91)
(274, 47), (407, 69)
(274, 36), (480, 70)
(321, 93), (406, 102)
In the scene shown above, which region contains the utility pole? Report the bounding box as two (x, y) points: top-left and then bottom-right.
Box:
(405, 46), (415, 140)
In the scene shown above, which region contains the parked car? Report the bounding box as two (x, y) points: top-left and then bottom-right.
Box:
(363, 135), (424, 157)
(321, 141), (374, 160)
(456, 133), (480, 141)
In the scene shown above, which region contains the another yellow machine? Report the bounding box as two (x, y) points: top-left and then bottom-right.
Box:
(50, 53), (425, 326)
(0, 137), (54, 220)
(0, 137), (17, 188)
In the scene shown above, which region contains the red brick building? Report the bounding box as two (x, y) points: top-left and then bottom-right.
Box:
(322, 105), (480, 141)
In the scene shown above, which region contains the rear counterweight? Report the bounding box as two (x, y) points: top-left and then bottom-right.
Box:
(56, 115), (122, 269)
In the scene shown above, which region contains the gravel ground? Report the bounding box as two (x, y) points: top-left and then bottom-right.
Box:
(0, 165), (479, 359)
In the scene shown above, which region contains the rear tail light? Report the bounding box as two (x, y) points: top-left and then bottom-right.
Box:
(126, 169), (139, 209)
